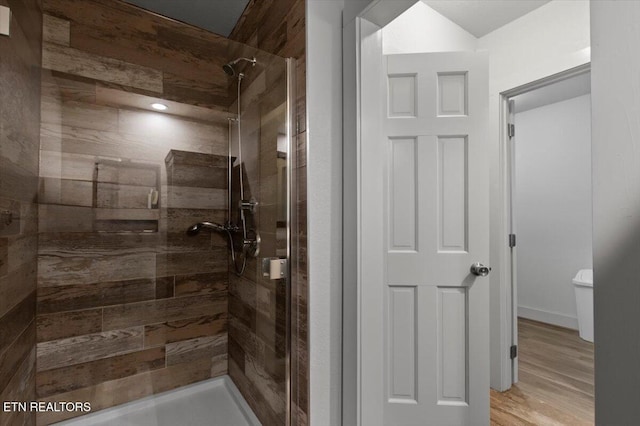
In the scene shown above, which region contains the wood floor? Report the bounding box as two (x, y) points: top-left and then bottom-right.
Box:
(491, 318), (594, 426)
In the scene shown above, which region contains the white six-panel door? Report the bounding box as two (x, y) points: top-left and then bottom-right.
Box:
(364, 51), (490, 426)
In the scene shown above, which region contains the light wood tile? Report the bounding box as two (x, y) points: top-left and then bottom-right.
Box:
(43, 14), (70, 46)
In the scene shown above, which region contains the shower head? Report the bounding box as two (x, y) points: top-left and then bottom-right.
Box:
(222, 57), (257, 77)
(186, 221), (226, 236)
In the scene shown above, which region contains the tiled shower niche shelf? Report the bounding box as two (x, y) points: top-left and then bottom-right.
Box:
(93, 159), (161, 233)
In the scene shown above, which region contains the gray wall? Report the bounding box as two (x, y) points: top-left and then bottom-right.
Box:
(591, 1), (640, 423)
(515, 94), (592, 329)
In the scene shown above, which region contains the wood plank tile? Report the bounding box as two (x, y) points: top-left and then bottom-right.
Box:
(102, 293), (227, 331)
(210, 353), (228, 378)
(165, 208), (227, 233)
(0, 262), (37, 319)
(42, 42), (163, 93)
(155, 276), (174, 300)
(40, 123), (216, 164)
(166, 334), (227, 366)
(38, 177), (93, 207)
(167, 164), (228, 189)
(0, 291), (35, 354)
(94, 86), (231, 123)
(0, 321), (35, 396)
(38, 251), (157, 287)
(36, 357), (213, 425)
(43, 14), (70, 46)
(36, 347), (166, 398)
(117, 108), (225, 145)
(37, 308), (102, 342)
(229, 356), (281, 426)
(36, 327), (144, 372)
(0, 348), (36, 426)
(96, 182), (156, 209)
(38, 204), (93, 233)
(0, 238), (8, 277)
(174, 271), (227, 297)
(42, 71), (97, 104)
(38, 232), (161, 254)
(244, 351), (286, 419)
(144, 313), (227, 348)
(155, 249), (228, 277)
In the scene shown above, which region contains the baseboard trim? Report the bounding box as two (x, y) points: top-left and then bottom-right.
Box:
(518, 306), (579, 330)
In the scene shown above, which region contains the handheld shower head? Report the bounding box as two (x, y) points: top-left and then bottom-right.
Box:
(222, 57), (257, 77)
(186, 222), (226, 236)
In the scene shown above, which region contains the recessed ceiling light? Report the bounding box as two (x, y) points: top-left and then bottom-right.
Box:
(151, 103), (168, 111)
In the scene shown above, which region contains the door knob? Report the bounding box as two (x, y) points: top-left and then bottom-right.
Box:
(470, 262), (491, 277)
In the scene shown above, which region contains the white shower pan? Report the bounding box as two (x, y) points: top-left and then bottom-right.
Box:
(55, 376), (261, 426)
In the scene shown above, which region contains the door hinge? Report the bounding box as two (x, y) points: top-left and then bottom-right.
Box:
(510, 345), (518, 360)
(508, 123), (515, 138)
(509, 233), (516, 248)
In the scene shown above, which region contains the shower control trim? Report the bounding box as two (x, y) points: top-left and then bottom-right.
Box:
(470, 262), (491, 277)
(262, 257), (288, 280)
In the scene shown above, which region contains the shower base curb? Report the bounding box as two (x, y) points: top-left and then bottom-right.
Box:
(54, 375), (261, 426)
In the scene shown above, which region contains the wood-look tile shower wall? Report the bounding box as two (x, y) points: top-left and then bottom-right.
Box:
(35, 1), (235, 423)
(0, 0), (42, 425)
(229, 1), (308, 425)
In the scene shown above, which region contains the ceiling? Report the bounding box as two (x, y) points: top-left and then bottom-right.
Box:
(422, 0), (551, 38)
(123, 0), (250, 37)
(512, 72), (591, 114)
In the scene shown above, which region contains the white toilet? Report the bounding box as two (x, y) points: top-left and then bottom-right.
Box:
(573, 269), (594, 342)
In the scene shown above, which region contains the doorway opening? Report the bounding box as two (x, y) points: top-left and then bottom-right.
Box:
(496, 66), (594, 424)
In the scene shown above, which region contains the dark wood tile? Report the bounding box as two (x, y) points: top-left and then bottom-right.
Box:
(36, 347), (166, 398)
(36, 357), (213, 425)
(155, 249), (227, 277)
(37, 308), (102, 342)
(43, 42), (163, 93)
(0, 348), (36, 426)
(155, 276), (174, 299)
(174, 271), (227, 297)
(0, 321), (35, 396)
(0, 238), (8, 277)
(37, 278), (157, 314)
(0, 261), (37, 320)
(36, 327), (144, 372)
(38, 251), (157, 287)
(144, 313), (227, 348)
(102, 293), (226, 331)
(0, 291), (36, 354)
(229, 356), (282, 426)
(166, 334), (227, 366)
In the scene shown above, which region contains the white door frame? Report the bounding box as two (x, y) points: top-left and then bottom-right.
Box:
(498, 63), (591, 386)
(342, 1), (419, 424)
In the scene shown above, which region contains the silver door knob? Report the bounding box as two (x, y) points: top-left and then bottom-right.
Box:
(470, 262), (491, 277)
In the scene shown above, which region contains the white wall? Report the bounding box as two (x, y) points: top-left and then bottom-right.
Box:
(382, 1), (476, 54)
(591, 1), (640, 423)
(476, 0), (590, 391)
(514, 94), (592, 329)
(307, 1), (344, 424)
